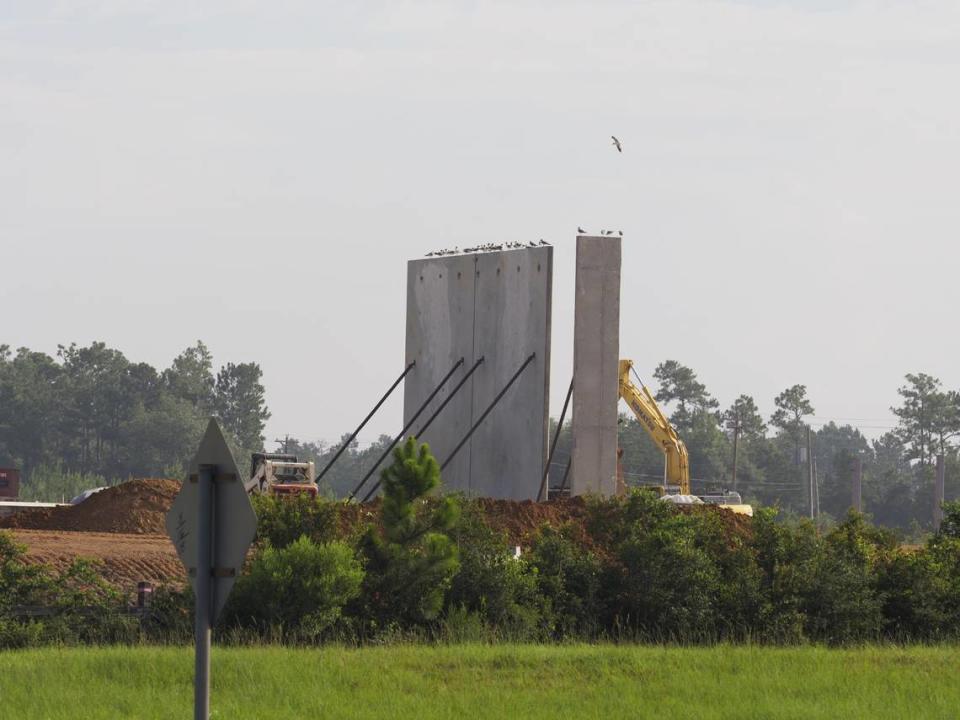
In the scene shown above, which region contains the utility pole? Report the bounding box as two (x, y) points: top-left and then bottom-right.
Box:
(813, 454), (820, 519)
(934, 454), (946, 531)
(274, 436), (292, 454)
(852, 456), (863, 513)
(727, 415), (742, 494)
(806, 426), (815, 520)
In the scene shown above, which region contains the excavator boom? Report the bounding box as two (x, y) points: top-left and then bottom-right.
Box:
(618, 359), (691, 495)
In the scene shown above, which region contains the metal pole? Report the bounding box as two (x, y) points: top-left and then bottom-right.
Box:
(558, 456), (573, 493)
(316, 361), (415, 483)
(730, 417), (741, 494)
(813, 454), (820, 519)
(194, 464), (215, 720)
(440, 353), (536, 473)
(935, 453), (946, 530)
(538, 378), (573, 502)
(351, 358), (464, 501)
(853, 456), (863, 513)
(415, 357), (485, 438)
(806, 426), (814, 520)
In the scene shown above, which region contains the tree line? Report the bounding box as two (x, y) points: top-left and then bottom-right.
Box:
(0, 341), (269, 499)
(2, 340), (956, 532)
(604, 364), (957, 532)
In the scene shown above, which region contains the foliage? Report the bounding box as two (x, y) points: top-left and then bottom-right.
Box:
(0, 340), (269, 499)
(223, 537), (363, 640)
(356, 438), (460, 631)
(652, 359), (718, 431)
(446, 502), (546, 640)
(527, 525), (602, 639)
(213, 361), (271, 453)
(252, 492), (338, 549)
(0, 531), (136, 647)
(770, 384), (815, 440)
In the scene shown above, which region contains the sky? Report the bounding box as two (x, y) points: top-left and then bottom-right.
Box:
(2, 0), (959, 449)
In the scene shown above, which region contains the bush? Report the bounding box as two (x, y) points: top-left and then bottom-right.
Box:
(802, 512), (887, 644)
(445, 502), (547, 640)
(252, 492), (338, 549)
(223, 536), (363, 641)
(527, 525), (602, 639)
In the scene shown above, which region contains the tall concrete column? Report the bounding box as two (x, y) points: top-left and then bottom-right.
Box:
(570, 235), (621, 497)
(934, 454), (946, 530)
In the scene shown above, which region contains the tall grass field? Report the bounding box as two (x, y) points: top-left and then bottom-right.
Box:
(1, 644), (957, 719)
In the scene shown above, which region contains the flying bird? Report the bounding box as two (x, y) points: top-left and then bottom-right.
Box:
(611, 136), (622, 152)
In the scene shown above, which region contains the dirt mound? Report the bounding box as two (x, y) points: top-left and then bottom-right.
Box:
(0, 478), (180, 534)
(473, 496), (590, 546)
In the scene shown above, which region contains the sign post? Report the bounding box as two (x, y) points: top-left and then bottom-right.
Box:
(167, 419), (258, 720)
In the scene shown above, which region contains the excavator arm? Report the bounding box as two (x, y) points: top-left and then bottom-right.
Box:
(618, 359), (691, 495)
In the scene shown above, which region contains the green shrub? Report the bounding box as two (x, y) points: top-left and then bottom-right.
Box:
(527, 525), (602, 639)
(0, 531), (54, 609)
(252, 492), (337, 549)
(802, 512), (886, 644)
(446, 502), (547, 640)
(223, 536), (363, 641)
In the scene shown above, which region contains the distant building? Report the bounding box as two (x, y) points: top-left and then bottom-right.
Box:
(0, 468), (20, 499)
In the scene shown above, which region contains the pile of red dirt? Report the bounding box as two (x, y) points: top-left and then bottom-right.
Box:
(472, 496), (591, 546)
(0, 478), (180, 535)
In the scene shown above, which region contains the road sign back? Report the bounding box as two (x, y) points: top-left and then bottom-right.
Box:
(166, 418), (258, 623)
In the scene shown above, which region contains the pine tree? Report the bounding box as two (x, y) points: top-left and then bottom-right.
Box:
(358, 437), (460, 627)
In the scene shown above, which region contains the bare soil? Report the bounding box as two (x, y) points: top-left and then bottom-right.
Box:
(9, 529), (182, 590)
(0, 478), (180, 534)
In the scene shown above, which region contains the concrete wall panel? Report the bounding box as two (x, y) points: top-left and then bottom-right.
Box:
(404, 255), (476, 491)
(470, 248), (552, 500)
(404, 247), (552, 499)
(570, 236), (621, 497)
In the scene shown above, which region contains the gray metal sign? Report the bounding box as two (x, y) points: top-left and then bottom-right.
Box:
(166, 418), (258, 622)
(166, 418), (258, 720)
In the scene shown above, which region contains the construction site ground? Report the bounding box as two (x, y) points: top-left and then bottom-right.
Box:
(8, 529), (181, 590)
(1, 478), (751, 593)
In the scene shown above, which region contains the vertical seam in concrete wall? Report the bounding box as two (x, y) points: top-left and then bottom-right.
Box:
(467, 255), (479, 495)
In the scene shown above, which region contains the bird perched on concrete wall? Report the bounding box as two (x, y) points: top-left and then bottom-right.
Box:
(611, 135), (622, 152)
(577, 226), (586, 234)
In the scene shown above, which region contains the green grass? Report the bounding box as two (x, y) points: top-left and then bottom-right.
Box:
(0, 644), (957, 719)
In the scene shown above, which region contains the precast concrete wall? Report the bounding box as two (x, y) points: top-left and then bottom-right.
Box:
(570, 235), (621, 497)
(404, 247), (552, 500)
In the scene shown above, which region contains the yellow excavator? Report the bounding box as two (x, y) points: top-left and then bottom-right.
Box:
(618, 359), (752, 516)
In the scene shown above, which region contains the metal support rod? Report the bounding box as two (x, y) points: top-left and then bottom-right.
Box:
(441, 353), (536, 473)
(194, 464), (215, 720)
(415, 357), (485, 438)
(538, 378), (573, 502)
(558, 456), (573, 493)
(350, 358), (465, 501)
(316, 361), (415, 483)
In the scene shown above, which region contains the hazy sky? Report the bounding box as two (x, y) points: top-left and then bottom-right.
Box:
(2, 1), (958, 450)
